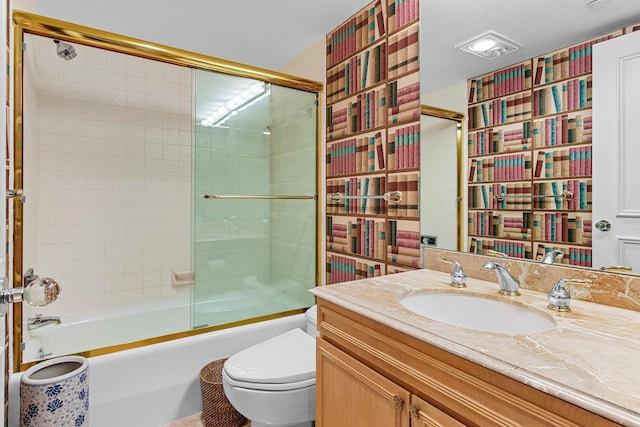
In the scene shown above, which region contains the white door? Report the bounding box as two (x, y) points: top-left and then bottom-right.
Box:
(592, 30), (640, 272)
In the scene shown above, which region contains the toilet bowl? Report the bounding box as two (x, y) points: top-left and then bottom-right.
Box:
(222, 305), (317, 427)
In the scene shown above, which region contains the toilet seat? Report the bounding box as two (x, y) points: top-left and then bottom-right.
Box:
(223, 328), (316, 392)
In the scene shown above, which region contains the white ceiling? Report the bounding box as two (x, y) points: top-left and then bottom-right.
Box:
(31, 0), (640, 92)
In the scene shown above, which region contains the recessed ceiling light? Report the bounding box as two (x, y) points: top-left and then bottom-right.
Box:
(456, 31), (523, 60)
(586, 0), (611, 9)
(470, 40), (497, 52)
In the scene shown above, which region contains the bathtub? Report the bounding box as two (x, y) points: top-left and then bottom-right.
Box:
(23, 299), (191, 361)
(23, 287), (309, 362)
(10, 312), (307, 426)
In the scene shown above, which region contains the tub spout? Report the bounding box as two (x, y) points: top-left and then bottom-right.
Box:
(28, 314), (61, 330)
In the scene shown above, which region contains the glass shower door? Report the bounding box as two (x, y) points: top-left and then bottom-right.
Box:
(192, 70), (317, 328)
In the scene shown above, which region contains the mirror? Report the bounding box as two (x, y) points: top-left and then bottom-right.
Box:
(420, 12), (637, 274)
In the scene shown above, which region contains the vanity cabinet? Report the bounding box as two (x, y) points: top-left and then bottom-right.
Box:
(315, 299), (622, 427)
(318, 338), (462, 427)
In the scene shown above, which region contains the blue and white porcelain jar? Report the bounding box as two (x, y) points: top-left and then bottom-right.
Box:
(20, 355), (89, 427)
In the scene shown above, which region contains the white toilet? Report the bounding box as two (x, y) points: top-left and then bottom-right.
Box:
(222, 305), (318, 427)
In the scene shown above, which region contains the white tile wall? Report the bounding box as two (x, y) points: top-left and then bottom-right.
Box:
(22, 35), (192, 321)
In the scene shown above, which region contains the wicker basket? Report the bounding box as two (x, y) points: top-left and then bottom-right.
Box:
(199, 358), (248, 427)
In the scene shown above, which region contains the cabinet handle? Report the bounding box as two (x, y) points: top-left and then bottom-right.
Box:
(409, 404), (420, 419)
(393, 395), (404, 411)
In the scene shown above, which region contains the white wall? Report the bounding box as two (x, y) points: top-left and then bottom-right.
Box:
(279, 37), (328, 285)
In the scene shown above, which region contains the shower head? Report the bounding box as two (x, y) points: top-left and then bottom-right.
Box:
(53, 39), (77, 61)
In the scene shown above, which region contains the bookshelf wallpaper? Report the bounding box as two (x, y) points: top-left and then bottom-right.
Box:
(325, 0), (421, 284)
(466, 25), (639, 268)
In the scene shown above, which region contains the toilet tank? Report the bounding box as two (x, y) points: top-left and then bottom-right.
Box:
(305, 305), (318, 338)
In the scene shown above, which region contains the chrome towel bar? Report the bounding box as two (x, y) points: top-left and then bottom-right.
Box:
(327, 191), (403, 203)
(201, 194), (316, 200)
(494, 190), (573, 202)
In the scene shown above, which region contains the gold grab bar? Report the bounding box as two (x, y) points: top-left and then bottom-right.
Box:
(327, 191), (403, 203)
(201, 194), (316, 200)
(494, 190), (573, 202)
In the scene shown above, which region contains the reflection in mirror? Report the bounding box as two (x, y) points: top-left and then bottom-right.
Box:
(419, 105), (464, 252)
(425, 29), (640, 276)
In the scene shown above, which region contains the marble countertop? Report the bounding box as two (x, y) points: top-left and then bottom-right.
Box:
(310, 269), (640, 426)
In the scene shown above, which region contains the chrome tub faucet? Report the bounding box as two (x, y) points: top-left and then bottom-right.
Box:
(481, 261), (520, 296)
(27, 314), (61, 330)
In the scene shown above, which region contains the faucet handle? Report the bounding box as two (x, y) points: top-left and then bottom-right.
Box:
(439, 258), (467, 288)
(599, 265), (632, 273)
(486, 249), (509, 258)
(547, 278), (592, 312)
(24, 277), (61, 306)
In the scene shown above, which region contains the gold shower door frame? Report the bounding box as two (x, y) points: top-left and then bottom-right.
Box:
(11, 10), (323, 371)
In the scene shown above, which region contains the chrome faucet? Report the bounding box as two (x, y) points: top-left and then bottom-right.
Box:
(481, 261), (520, 296)
(28, 314), (61, 330)
(547, 278), (592, 312)
(439, 258), (467, 288)
(540, 249), (564, 264)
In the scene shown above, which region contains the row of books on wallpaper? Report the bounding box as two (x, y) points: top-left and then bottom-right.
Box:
(468, 238), (592, 267)
(468, 114), (592, 157)
(532, 76), (592, 117)
(326, 216), (386, 259)
(468, 61), (532, 103)
(468, 210), (593, 245)
(387, 220), (421, 268)
(326, 217), (421, 271)
(388, 78), (420, 125)
(326, 173), (419, 216)
(326, 124), (420, 176)
(533, 31), (621, 86)
(533, 146), (592, 178)
(327, 82), (421, 141)
(468, 93), (532, 130)
(468, 145), (592, 182)
(468, 153), (532, 183)
(326, 87), (387, 140)
(326, 253), (416, 284)
(468, 179), (592, 211)
(532, 113), (592, 147)
(387, 0), (420, 33)
(327, 253), (383, 284)
(327, 131), (385, 176)
(387, 122), (420, 169)
(325, 217), (421, 264)
(326, 0), (386, 69)
(326, 43), (387, 104)
(467, 122), (532, 156)
(388, 24), (419, 79)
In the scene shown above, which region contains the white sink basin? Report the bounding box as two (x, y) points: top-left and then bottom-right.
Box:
(399, 292), (556, 336)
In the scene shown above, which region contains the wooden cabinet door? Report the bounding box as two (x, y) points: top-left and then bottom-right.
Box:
(410, 394), (466, 427)
(317, 339), (411, 427)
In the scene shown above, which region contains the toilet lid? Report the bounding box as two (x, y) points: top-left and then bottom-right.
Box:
(224, 328), (315, 385)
